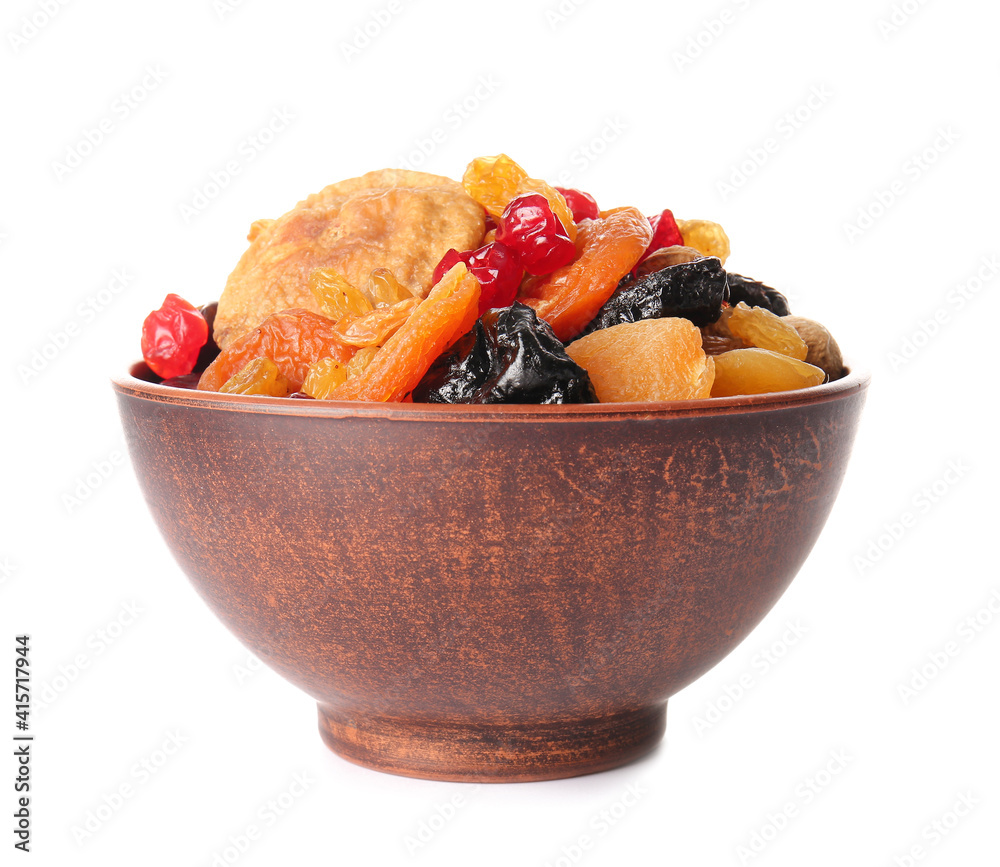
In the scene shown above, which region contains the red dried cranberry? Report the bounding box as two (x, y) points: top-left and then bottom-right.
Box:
(496, 193), (575, 276)
(556, 187), (599, 222)
(141, 294), (209, 380)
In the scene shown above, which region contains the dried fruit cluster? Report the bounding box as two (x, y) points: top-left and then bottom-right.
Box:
(139, 155), (845, 403)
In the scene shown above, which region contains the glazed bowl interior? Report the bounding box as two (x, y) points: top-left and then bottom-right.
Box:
(113, 363), (868, 781)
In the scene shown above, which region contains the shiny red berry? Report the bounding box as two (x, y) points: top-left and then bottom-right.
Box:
(141, 293), (209, 380)
(556, 187), (599, 222)
(642, 208), (684, 260)
(497, 193), (575, 276)
(432, 249), (466, 285)
(466, 242), (522, 313)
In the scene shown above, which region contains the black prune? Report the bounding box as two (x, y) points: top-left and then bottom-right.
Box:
(582, 256), (729, 334)
(725, 273), (790, 316)
(413, 303), (597, 404)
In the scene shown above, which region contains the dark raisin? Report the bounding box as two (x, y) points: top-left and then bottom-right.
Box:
(725, 273), (790, 316)
(413, 303), (596, 404)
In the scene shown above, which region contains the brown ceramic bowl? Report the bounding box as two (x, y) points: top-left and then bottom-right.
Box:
(113, 363), (868, 782)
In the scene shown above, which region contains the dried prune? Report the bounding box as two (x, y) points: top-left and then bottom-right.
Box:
(582, 256), (728, 334)
(413, 303), (596, 404)
(726, 272), (790, 316)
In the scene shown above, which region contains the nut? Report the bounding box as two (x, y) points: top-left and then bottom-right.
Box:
(782, 316), (844, 380)
(634, 245), (704, 277)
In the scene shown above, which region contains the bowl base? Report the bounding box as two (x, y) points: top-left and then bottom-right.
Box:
(317, 703), (667, 782)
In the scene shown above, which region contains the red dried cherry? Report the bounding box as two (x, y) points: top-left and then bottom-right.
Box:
(556, 187), (599, 222)
(141, 294), (209, 380)
(496, 193), (575, 276)
(466, 241), (522, 313)
(432, 243), (523, 314)
(641, 209), (684, 262)
(432, 249), (465, 285)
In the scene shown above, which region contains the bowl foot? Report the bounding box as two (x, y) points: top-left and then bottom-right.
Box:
(317, 703), (666, 782)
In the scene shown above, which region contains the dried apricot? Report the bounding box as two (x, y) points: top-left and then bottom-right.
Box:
(677, 219), (730, 265)
(197, 309), (355, 393)
(218, 357), (290, 397)
(710, 348), (825, 397)
(520, 207), (653, 342)
(329, 264), (481, 402)
(566, 318), (714, 402)
(727, 302), (807, 360)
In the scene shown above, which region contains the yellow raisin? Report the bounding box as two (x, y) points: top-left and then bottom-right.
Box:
(727, 302), (808, 361)
(366, 268), (413, 307)
(302, 357), (348, 399)
(218, 357), (290, 396)
(309, 269), (374, 322)
(346, 346), (379, 379)
(463, 154), (527, 219)
(332, 298), (420, 347)
(710, 348), (825, 397)
(677, 219), (730, 265)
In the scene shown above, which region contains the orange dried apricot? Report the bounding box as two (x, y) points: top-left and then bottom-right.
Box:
(329, 264), (481, 402)
(710, 348), (825, 397)
(520, 207), (652, 342)
(218, 357), (290, 396)
(197, 309), (355, 393)
(566, 318), (714, 402)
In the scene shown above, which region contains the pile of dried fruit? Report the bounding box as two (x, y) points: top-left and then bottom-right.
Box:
(139, 155), (844, 403)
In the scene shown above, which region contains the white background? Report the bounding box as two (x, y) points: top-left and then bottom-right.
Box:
(2, 0), (998, 864)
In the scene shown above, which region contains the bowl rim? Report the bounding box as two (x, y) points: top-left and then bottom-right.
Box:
(113, 360), (869, 423)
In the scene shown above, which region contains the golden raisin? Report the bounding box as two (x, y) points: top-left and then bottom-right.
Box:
(677, 219), (730, 265)
(218, 357), (290, 396)
(346, 346), (379, 379)
(302, 357), (349, 399)
(309, 269), (374, 322)
(728, 302), (807, 360)
(333, 297), (420, 347)
(710, 348), (825, 397)
(366, 268), (413, 306)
